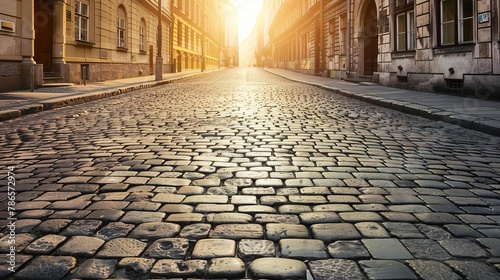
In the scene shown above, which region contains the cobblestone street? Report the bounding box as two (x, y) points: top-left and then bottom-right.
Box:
(1, 67), (500, 279)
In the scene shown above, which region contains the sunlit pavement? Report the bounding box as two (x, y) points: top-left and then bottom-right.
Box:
(1, 67), (500, 279)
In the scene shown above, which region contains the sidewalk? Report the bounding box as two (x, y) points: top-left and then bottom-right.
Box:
(264, 68), (500, 137)
(0, 68), (221, 122)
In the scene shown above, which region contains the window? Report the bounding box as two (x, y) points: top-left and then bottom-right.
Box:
(117, 6), (126, 48)
(328, 21), (334, 56)
(440, 0), (474, 45)
(75, 1), (89, 41)
(139, 19), (146, 52)
(339, 14), (347, 54)
(394, 0), (415, 51)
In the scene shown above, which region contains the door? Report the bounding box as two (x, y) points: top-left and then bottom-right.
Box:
(34, 0), (53, 72)
(363, 0), (378, 75)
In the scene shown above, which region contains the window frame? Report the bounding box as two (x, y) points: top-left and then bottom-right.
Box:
(139, 19), (146, 52)
(75, 0), (89, 42)
(438, 0), (474, 46)
(394, 0), (415, 52)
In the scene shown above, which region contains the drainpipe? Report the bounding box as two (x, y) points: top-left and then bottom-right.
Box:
(346, 0), (351, 78)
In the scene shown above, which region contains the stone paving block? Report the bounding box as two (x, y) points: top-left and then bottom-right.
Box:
(13, 219), (41, 233)
(192, 239), (236, 258)
(438, 239), (488, 257)
(230, 195), (257, 205)
(143, 238), (190, 258)
(207, 257), (245, 278)
(359, 260), (417, 280)
(477, 238), (500, 256)
(86, 201), (130, 210)
(151, 193), (186, 203)
(313, 204), (354, 212)
(60, 219), (102, 236)
(400, 239), (452, 260)
(362, 238), (414, 259)
(238, 239), (275, 259)
(327, 240), (371, 259)
(121, 211), (166, 224)
(249, 257), (307, 279)
(117, 257), (155, 275)
(73, 258), (118, 279)
(327, 195), (361, 204)
(16, 210), (54, 219)
(128, 222), (181, 240)
(56, 235), (105, 257)
(125, 201), (162, 211)
(444, 224), (484, 237)
(34, 191), (81, 201)
(278, 204), (312, 214)
(159, 203), (195, 213)
(14, 256), (76, 280)
(446, 260), (500, 280)
(417, 224), (452, 240)
(165, 213), (204, 223)
(355, 222), (390, 238)
(85, 209), (125, 221)
(238, 205), (277, 213)
(242, 187), (276, 195)
(179, 223), (211, 240)
(177, 185), (205, 194)
(414, 212), (462, 224)
(22, 234), (67, 255)
(0, 254), (32, 279)
(406, 260), (461, 280)
(312, 223), (362, 243)
(96, 238), (147, 258)
(46, 200), (91, 210)
(339, 212), (383, 222)
(206, 213), (253, 224)
(34, 219), (72, 234)
(266, 223), (310, 241)
(210, 224), (264, 239)
(195, 203), (234, 213)
(289, 195), (328, 204)
(285, 179), (314, 187)
(255, 213), (300, 224)
(150, 259), (207, 278)
(299, 212), (341, 224)
(255, 179), (284, 187)
(183, 195), (229, 204)
(95, 222), (135, 240)
(207, 185), (238, 195)
(309, 259), (367, 280)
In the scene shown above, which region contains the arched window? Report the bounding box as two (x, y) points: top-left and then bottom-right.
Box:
(117, 5), (127, 49)
(139, 18), (146, 52)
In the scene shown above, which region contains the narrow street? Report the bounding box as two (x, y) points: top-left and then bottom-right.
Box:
(1, 67), (500, 279)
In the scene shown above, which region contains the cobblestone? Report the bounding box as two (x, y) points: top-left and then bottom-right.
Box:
(2, 68), (500, 279)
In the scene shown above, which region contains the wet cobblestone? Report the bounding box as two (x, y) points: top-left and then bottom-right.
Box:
(1, 68), (500, 279)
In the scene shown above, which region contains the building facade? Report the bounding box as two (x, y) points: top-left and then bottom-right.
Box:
(0, 0), (234, 92)
(259, 0), (500, 98)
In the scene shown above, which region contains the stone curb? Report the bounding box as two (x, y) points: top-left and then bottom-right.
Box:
(264, 69), (500, 137)
(0, 70), (217, 123)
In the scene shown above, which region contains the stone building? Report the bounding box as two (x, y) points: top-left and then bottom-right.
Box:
(0, 0), (234, 92)
(260, 0), (500, 98)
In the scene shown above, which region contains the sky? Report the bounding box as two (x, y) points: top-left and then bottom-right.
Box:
(233, 0), (264, 45)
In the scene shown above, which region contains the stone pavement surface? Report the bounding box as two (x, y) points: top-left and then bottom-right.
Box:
(264, 68), (500, 137)
(0, 67), (500, 279)
(0, 69), (220, 122)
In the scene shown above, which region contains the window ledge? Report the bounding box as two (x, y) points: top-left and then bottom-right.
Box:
(391, 50), (416, 59)
(433, 44), (475, 55)
(140, 50), (147, 55)
(117, 46), (129, 52)
(76, 40), (96, 47)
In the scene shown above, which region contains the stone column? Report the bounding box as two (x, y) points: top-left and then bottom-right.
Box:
(52, 0), (68, 79)
(21, 0), (43, 89)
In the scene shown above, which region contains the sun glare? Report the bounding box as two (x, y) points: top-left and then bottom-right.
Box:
(233, 0), (264, 45)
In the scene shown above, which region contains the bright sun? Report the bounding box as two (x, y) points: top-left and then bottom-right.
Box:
(233, 0), (264, 45)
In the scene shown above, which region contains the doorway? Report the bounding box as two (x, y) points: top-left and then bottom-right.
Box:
(362, 0), (378, 75)
(34, 0), (53, 72)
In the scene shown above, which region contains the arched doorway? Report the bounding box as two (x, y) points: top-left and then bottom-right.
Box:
(361, 0), (378, 75)
(34, 0), (53, 72)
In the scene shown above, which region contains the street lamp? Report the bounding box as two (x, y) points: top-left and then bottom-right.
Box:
(156, 0), (163, 81)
